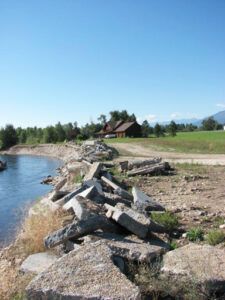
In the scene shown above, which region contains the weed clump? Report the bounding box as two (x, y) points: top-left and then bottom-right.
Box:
(151, 211), (179, 232)
(186, 227), (204, 242)
(205, 229), (225, 246)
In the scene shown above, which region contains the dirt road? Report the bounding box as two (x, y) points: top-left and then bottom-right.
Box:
(112, 143), (225, 165)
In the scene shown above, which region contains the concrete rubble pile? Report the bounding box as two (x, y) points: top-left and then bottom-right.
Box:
(78, 140), (115, 163)
(23, 141), (225, 299)
(24, 143), (171, 299)
(118, 157), (175, 176)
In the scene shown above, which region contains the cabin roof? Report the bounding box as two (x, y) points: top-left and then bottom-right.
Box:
(114, 121), (136, 132)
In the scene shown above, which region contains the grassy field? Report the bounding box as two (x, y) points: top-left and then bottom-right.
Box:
(104, 130), (225, 154)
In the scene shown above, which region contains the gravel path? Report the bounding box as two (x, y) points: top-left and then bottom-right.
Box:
(112, 143), (225, 165)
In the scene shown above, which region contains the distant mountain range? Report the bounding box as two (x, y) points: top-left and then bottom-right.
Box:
(150, 110), (225, 126)
(150, 110), (225, 127)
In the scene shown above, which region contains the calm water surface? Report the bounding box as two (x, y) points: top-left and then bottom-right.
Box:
(0, 155), (62, 246)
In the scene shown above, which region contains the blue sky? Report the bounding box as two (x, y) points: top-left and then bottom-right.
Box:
(0, 0), (225, 127)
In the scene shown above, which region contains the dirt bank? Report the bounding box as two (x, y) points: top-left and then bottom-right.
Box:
(113, 143), (225, 165)
(2, 143), (80, 162)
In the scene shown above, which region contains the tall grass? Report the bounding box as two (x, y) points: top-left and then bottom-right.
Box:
(0, 208), (69, 299)
(20, 208), (68, 255)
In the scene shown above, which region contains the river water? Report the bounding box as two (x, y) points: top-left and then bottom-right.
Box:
(0, 154), (62, 246)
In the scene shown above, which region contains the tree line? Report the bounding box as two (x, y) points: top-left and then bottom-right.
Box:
(0, 111), (223, 150)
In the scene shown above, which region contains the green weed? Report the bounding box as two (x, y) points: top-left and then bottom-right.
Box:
(186, 227), (204, 242)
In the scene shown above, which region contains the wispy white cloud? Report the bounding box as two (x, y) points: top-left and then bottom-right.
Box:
(170, 112), (181, 119)
(216, 103), (225, 108)
(137, 114), (157, 123)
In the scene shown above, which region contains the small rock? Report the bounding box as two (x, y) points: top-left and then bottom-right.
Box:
(20, 252), (58, 274)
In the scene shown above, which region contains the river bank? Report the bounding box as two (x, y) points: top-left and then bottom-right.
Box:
(0, 141), (113, 299)
(2, 143), (81, 162)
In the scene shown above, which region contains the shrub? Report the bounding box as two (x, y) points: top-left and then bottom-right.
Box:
(205, 229), (225, 246)
(151, 211), (179, 232)
(186, 227), (204, 242)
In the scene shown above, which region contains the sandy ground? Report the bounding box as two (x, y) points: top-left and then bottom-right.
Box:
(112, 143), (225, 165)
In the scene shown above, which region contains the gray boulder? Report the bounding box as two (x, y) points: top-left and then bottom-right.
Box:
(26, 242), (141, 300)
(20, 252), (58, 274)
(161, 243), (225, 295)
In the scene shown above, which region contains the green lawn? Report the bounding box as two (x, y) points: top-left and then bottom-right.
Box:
(104, 131), (225, 154)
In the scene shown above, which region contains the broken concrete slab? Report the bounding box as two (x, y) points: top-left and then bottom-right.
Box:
(105, 203), (150, 239)
(26, 242), (141, 300)
(101, 176), (133, 200)
(20, 252), (58, 274)
(161, 243), (225, 295)
(84, 162), (102, 181)
(44, 215), (120, 248)
(83, 178), (103, 194)
(128, 158), (162, 170)
(105, 203), (166, 238)
(127, 162), (172, 177)
(132, 187), (165, 212)
(63, 186), (98, 211)
(63, 195), (101, 220)
(48, 190), (68, 202)
(103, 192), (132, 207)
(83, 232), (166, 263)
(55, 177), (67, 191)
(55, 185), (86, 206)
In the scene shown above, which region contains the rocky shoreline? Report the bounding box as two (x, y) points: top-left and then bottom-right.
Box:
(1, 141), (225, 299)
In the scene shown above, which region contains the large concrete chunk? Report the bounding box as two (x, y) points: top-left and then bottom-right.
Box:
(101, 176), (133, 200)
(84, 162), (102, 181)
(64, 195), (101, 220)
(103, 192), (132, 207)
(128, 158), (162, 170)
(106, 203), (165, 238)
(26, 242), (141, 300)
(132, 187), (165, 212)
(105, 203), (150, 238)
(44, 215), (119, 248)
(55, 185), (86, 206)
(63, 186), (98, 211)
(161, 244), (225, 295)
(84, 232), (166, 263)
(83, 178), (103, 194)
(20, 252), (58, 274)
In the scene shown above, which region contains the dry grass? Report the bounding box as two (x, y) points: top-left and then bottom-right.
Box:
(0, 207), (71, 299)
(20, 208), (70, 255)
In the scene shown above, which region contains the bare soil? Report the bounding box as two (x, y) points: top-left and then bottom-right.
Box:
(125, 163), (225, 232)
(113, 143), (225, 165)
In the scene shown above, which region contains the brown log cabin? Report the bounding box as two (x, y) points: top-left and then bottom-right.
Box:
(97, 120), (141, 138)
